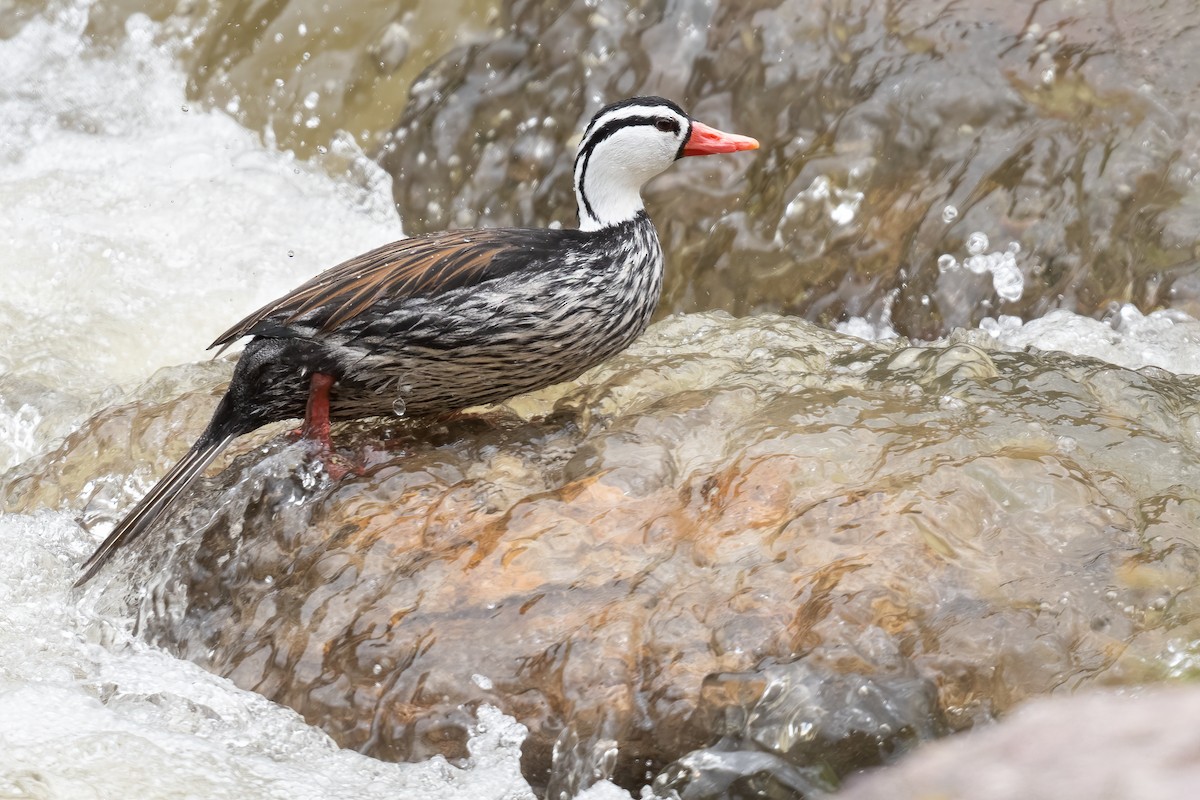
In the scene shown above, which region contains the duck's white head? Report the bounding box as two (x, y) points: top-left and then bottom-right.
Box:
(572, 96), (759, 232)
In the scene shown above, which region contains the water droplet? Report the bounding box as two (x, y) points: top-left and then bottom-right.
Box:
(180, 104), (189, 113)
(287, 249), (295, 257)
(392, 397), (407, 417)
(966, 232), (990, 255)
(941, 204), (958, 223)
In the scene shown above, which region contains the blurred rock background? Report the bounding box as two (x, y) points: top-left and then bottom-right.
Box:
(9, 0), (1197, 336)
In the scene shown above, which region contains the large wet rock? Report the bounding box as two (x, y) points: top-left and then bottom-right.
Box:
(10, 312), (1200, 796)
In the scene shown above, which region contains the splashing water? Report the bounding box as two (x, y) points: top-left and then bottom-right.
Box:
(936, 233), (1025, 303)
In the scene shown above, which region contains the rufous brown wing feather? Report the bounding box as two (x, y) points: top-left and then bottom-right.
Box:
(209, 230), (521, 350)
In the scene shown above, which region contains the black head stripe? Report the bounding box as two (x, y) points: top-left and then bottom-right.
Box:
(675, 120), (693, 161)
(581, 95), (687, 140)
(575, 98), (691, 224)
(576, 116), (664, 225)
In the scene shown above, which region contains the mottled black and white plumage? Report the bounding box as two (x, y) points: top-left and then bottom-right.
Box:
(76, 96), (757, 585)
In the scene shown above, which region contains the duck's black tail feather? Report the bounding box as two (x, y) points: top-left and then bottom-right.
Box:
(74, 422), (239, 587)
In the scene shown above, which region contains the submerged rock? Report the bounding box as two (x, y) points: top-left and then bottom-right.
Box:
(12, 312), (1200, 795)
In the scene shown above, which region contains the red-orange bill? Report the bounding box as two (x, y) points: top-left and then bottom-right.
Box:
(682, 120), (760, 157)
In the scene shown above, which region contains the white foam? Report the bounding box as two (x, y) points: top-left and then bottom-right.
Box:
(0, 6), (401, 405)
(0, 513), (536, 800)
(983, 305), (1200, 375)
(840, 305), (1200, 376)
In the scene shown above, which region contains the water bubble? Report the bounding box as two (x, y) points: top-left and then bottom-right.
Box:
(993, 260), (1025, 302)
(392, 397), (407, 417)
(966, 232), (990, 255)
(937, 254), (957, 272)
(965, 252), (996, 275)
(180, 105), (189, 113)
(303, 91), (320, 110)
(297, 22), (308, 36)
(287, 250), (295, 257)
(941, 204), (958, 223)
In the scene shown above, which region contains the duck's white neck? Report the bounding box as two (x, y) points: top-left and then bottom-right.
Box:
(574, 143), (651, 232)
(568, 96), (758, 234)
(573, 114), (689, 232)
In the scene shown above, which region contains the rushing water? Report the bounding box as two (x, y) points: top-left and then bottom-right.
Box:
(2, 2), (1200, 799)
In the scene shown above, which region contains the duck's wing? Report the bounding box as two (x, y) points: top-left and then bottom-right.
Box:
(209, 227), (573, 350)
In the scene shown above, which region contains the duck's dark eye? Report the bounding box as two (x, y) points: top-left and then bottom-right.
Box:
(655, 118), (680, 134)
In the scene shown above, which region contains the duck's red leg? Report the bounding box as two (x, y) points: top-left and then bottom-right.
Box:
(297, 372), (347, 478)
